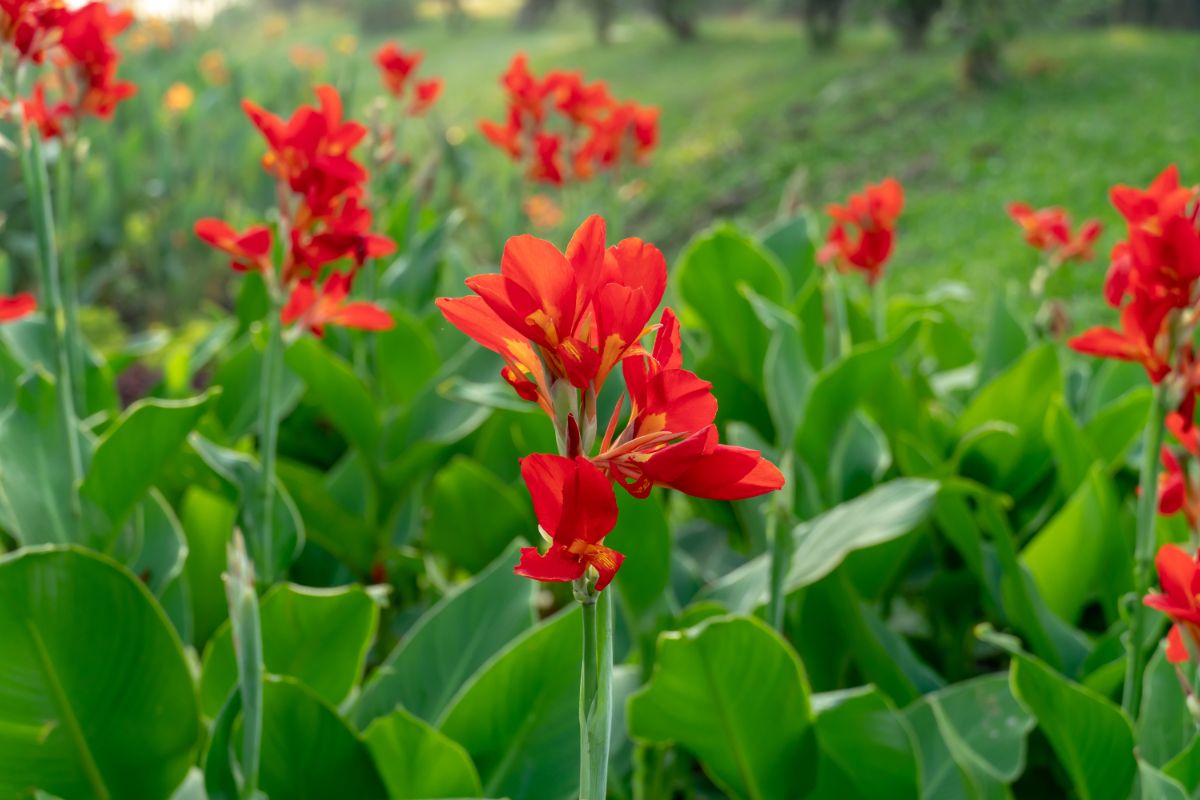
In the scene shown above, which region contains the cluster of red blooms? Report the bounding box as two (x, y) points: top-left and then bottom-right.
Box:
(374, 42), (442, 117)
(195, 85), (395, 337)
(1065, 166), (1200, 665)
(478, 54), (659, 188)
(818, 178), (905, 286)
(438, 216), (783, 591)
(0, 0), (137, 139)
(1007, 202), (1103, 266)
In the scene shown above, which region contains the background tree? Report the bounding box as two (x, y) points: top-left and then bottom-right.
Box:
(805, 0), (844, 49)
(652, 0), (700, 40)
(887, 0), (944, 49)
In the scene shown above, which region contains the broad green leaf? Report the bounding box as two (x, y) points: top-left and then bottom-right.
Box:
(957, 345), (1060, 498)
(1022, 465), (1125, 623)
(364, 708), (482, 799)
(1138, 642), (1197, 768)
(977, 287), (1029, 386)
(1164, 735), (1200, 795)
(761, 214), (815, 294)
(0, 546), (200, 799)
(440, 608), (582, 800)
(209, 336), (302, 440)
(676, 224), (787, 386)
(200, 583), (378, 717)
(0, 373), (89, 546)
(1140, 761), (1190, 800)
(285, 337), (381, 458)
(1045, 396), (1094, 496)
(81, 392), (215, 536)
(811, 686), (919, 799)
(354, 544), (535, 727)
(607, 489), (671, 618)
(793, 321), (920, 484)
(1083, 387), (1152, 468)
(188, 434), (304, 583)
(426, 456), (533, 573)
(787, 478), (939, 590)
(276, 459), (377, 575)
(764, 320), (812, 447)
(114, 489), (188, 597)
(180, 487), (237, 648)
(255, 677), (386, 799)
(903, 673), (1032, 799)
(628, 615), (818, 800)
(376, 310), (441, 407)
(983, 629), (1136, 800)
(701, 479), (939, 614)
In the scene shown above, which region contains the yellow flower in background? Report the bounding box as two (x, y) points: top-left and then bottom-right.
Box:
(334, 34), (358, 55)
(163, 82), (195, 114)
(288, 44), (327, 73)
(199, 50), (230, 86)
(262, 14), (288, 40)
(523, 194), (564, 231)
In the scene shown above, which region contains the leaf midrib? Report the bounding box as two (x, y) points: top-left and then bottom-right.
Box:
(24, 618), (111, 800)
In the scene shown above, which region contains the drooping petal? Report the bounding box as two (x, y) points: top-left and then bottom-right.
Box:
(514, 546), (586, 584)
(0, 293), (36, 323)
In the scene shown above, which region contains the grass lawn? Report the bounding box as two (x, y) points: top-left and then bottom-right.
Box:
(203, 10), (1200, 319)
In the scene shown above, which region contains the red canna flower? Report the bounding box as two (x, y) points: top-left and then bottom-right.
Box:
(281, 272), (393, 337)
(631, 105), (659, 163)
(479, 109), (523, 160)
(514, 454), (623, 591)
(436, 215), (665, 399)
(528, 132), (564, 186)
(194, 218), (274, 274)
(500, 52), (547, 123)
(593, 309), (783, 500)
(0, 292), (36, 322)
(819, 178), (905, 286)
(1, 0), (67, 64)
(20, 82), (72, 139)
(409, 78), (442, 116)
(289, 196), (396, 278)
(58, 2), (137, 120)
(375, 42), (422, 97)
(1144, 544), (1200, 663)
(243, 85), (368, 217)
(1068, 294), (1172, 383)
(1008, 202), (1071, 250)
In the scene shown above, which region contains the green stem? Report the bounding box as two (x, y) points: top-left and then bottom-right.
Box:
(255, 307), (285, 585)
(825, 269), (852, 362)
(1123, 383), (1169, 716)
(578, 583), (613, 799)
(871, 277), (886, 341)
(19, 124), (83, 525)
(224, 532), (263, 799)
(766, 512), (793, 632)
(54, 143), (87, 416)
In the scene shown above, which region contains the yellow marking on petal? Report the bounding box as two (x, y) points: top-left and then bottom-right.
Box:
(525, 309), (560, 345)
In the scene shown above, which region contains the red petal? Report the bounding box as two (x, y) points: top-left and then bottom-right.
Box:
(514, 546), (585, 584)
(331, 302), (394, 331)
(1156, 544), (1199, 608)
(0, 293), (36, 323)
(1167, 625), (1190, 664)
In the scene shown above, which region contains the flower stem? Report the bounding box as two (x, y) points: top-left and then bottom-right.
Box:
(54, 142), (87, 416)
(577, 582), (613, 800)
(766, 452), (795, 632)
(1123, 383), (1169, 716)
(871, 277), (886, 341)
(19, 123), (83, 526)
(224, 532), (263, 799)
(825, 269), (852, 362)
(255, 305), (285, 585)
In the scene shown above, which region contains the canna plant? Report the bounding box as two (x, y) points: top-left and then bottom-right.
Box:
(195, 83), (396, 583)
(437, 214), (783, 796)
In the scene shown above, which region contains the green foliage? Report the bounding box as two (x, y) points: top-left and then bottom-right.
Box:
(629, 616), (818, 800)
(0, 547), (200, 800)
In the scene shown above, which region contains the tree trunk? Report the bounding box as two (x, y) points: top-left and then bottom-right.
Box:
(805, 0), (843, 50)
(516, 0), (560, 29)
(593, 0), (614, 44)
(652, 0), (698, 41)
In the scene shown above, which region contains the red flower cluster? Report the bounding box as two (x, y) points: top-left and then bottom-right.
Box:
(1007, 202), (1103, 265)
(438, 215), (783, 591)
(374, 42), (442, 116)
(1069, 167), (1200, 387)
(195, 85), (395, 337)
(819, 178), (905, 286)
(1144, 544), (1200, 664)
(0, 1), (136, 138)
(1158, 411), (1200, 533)
(478, 54), (659, 188)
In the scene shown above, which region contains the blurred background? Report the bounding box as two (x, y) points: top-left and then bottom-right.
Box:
(1, 0), (1197, 342)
